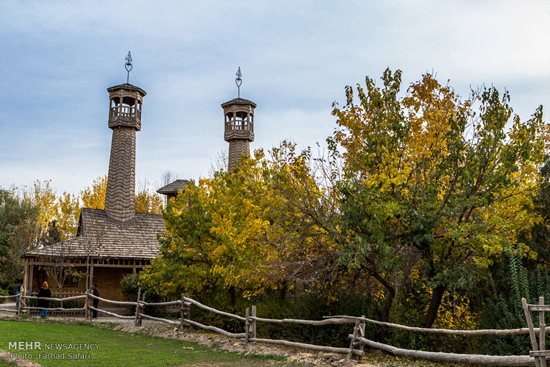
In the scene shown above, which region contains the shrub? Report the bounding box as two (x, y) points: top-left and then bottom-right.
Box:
(120, 273), (167, 317)
(479, 255), (550, 355)
(0, 288), (9, 303)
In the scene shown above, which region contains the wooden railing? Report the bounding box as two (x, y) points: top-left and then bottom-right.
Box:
(1, 291), (547, 365)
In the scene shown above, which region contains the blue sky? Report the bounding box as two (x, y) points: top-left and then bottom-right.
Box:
(1, 0), (549, 196)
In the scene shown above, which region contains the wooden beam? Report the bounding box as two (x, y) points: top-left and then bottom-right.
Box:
(28, 261), (34, 294)
(353, 336), (533, 365)
(23, 258), (29, 293)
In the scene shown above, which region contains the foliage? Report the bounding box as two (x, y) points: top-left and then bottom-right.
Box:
(140, 153), (276, 298)
(518, 155), (550, 266)
(0, 189), (41, 286)
(11, 180), (80, 241)
(331, 68), (548, 327)
(120, 272), (140, 302)
(480, 253), (550, 355)
(189, 288), (380, 348)
(80, 175), (107, 210)
(140, 143), (343, 300)
(135, 183), (163, 214)
(0, 288), (9, 303)
(120, 272), (165, 316)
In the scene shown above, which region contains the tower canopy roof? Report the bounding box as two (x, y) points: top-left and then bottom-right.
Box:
(157, 179), (189, 196)
(107, 83), (147, 97)
(221, 98), (256, 108)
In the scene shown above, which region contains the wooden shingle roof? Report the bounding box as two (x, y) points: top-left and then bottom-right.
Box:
(25, 208), (165, 260)
(156, 179), (189, 195)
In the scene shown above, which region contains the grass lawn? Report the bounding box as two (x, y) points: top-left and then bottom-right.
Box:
(0, 320), (287, 366)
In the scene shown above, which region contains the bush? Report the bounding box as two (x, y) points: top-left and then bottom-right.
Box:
(120, 273), (167, 317)
(188, 287), (380, 348)
(479, 255), (550, 355)
(0, 288), (9, 303)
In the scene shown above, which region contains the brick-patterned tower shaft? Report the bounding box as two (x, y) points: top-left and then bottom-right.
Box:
(222, 98), (256, 171)
(105, 84), (146, 221)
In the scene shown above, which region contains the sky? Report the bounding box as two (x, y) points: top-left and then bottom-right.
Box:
(1, 0), (549, 196)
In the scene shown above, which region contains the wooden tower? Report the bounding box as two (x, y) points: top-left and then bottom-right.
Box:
(221, 67), (256, 172)
(104, 52), (146, 221)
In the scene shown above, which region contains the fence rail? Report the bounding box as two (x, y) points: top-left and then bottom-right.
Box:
(324, 315), (550, 336)
(1, 291), (547, 365)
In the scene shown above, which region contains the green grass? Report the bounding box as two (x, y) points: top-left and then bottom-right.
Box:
(0, 320), (287, 366)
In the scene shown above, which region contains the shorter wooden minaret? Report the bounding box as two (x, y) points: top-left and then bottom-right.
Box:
(104, 52), (146, 221)
(221, 67), (256, 172)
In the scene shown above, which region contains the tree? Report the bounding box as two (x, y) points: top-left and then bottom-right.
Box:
(135, 181), (163, 214)
(80, 176), (107, 210)
(0, 189), (41, 286)
(13, 180), (80, 240)
(140, 152), (277, 302)
(332, 68), (548, 327)
(81, 175), (162, 214)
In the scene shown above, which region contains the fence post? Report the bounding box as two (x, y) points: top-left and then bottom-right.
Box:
(134, 287), (141, 327)
(245, 307), (250, 346)
(85, 290), (89, 320)
(180, 294), (185, 332)
(539, 297), (545, 357)
(347, 319), (360, 360)
(251, 305), (257, 342)
(139, 291), (146, 326)
(21, 290), (27, 316)
(357, 315), (366, 358)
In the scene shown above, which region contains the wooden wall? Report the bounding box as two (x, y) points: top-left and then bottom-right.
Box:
(31, 265), (136, 306)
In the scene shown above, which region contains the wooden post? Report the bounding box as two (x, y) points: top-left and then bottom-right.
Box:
(180, 294), (185, 332)
(347, 319), (360, 360)
(539, 297), (545, 354)
(186, 298), (191, 330)
(251, 305), (257, 341)
(28, 261), (34, 295)
(347, 315), (366, 361)
(139, 291), (146, 326)
(522, 297), (549, 367)
(22, 259), (28, 296)
(245, 307), (250, 345)
(134, 287), (141, 327)
(89, 265), (94, 291)
(85, 290), (90, 321)
(357, 315), (366, 358)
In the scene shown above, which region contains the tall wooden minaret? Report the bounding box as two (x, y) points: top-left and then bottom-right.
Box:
(104, 52), (146, 221)
(221, 67), (256, 171)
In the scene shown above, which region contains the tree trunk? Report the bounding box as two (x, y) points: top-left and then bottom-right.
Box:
(369, 267), (395, 343)
(423, 285), (446, 328)
(279, 283), (287, 301)
(380, 288), (395, 343)
(229, 286), (236, 307)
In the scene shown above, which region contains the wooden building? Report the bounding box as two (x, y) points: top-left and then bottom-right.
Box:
(23, 208), (164, 302)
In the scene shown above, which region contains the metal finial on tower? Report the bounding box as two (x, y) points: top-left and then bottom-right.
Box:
(235, 67), (242, 98)
(125, 51), (133, 84)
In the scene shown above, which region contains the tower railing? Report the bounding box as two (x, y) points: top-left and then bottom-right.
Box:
(226, 120), (252, 131)
(110, 105), (141, 120)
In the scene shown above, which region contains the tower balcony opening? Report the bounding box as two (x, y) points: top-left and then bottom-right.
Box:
(225, 112), (253, 131)
(109, 97), (142, 121)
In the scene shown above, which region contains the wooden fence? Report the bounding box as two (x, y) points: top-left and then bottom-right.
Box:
(1, 291), (547, 366)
